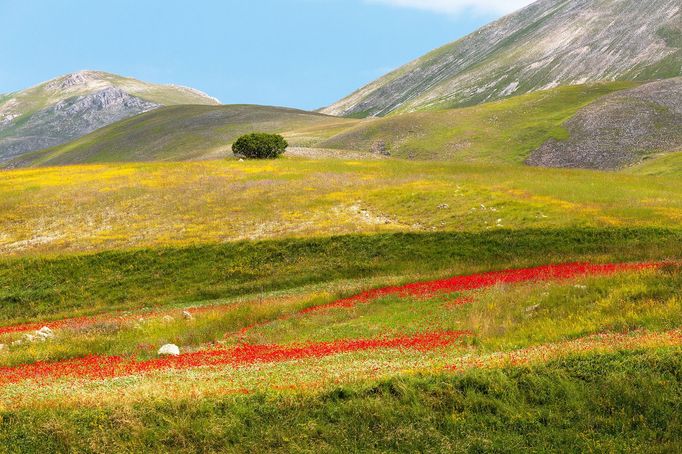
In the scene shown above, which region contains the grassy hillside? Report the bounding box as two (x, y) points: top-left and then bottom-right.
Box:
(527, 78), (682, 169)
(323, 83), (634, 162)
(0, 250), (680, 451)
(1, 227), (680, 324)
(627, 151), (682, 176)
(2, 158), (682, 256)
(10, 82), (636, 167)
(13, 105), (357, 166)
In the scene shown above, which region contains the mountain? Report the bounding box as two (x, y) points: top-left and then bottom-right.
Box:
(527, 77), (682, 169)
(0, 70), (220, 161)
(9, 105), (356, 167)
(322, 0), (682, 117)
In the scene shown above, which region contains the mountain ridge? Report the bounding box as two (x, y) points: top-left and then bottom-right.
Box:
(322, 0), (682, 117)
(0, 70), (220, 161)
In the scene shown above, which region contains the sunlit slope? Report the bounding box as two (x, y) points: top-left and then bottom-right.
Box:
(321, 83), (633, 162)
(2, 158), (681, 256)
(10, 83), (634, 167)
(625, 152), (682, 176)
(12, 105), (357, 167)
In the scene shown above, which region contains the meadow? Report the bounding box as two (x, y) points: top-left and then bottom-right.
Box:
(1, 154), (681, 452)
(0, 261), (680, 452)
(2, 158), (682, 257)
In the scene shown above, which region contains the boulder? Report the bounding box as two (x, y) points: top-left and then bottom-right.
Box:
(35, 326), (55, 340)
(182, 310), (193, 320)
(158, 344), (181, 357)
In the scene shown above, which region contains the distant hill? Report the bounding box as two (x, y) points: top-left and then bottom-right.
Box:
(322, 0), (682, 117)
(10, 104), (356, 167)
(319, 82), (631, 163)
(527, 77), (682, 170)
(0, 70), (220, 162)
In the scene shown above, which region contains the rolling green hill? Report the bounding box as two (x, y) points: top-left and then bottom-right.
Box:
(9, 82), (631, 167)
(527, 77), (682, 170)
(10, 104), (357, 167)
(321, 82), (634, 163)
(12, 80), (682, 172)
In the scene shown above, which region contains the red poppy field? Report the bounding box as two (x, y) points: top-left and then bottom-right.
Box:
(0, 224), (680, 452)
(1, 260), (679, 395)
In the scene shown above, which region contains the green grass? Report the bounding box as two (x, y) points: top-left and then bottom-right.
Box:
(1, 228), (680, 325)
(627, 151), (682, 176)
(248, 268), (682, 349)
(1, 348), (680, 453)
(3, 263), (678, 369)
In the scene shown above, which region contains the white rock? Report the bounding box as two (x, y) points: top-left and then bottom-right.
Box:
(182, 310), (193, 320)
(162, 315), (174, 323)
(11, 340), (22, 347)
(22, 334), (35, 343)
(158, 344), (181, 357)
(35, 326), (55, 339)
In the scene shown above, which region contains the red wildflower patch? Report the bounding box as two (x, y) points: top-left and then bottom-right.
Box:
(445, 296), (475, 309)
(0, 331), (469, 386)
(301, 262), (664, 314)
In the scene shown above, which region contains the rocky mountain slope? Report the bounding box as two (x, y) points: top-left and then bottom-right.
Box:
(322, 0), (681, 117)
(0, 71), (220, 162)
(527, 77), (682, 170)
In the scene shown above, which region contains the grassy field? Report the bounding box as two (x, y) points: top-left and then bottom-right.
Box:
(1, 349), (680, 452)
(1, 155), (681, 451)
(628, 151), (682, 176)
(2, 158), (682, 257)
(0, 264), (680, 452)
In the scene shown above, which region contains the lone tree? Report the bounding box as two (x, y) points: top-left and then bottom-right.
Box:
(232, 133), (288, 159)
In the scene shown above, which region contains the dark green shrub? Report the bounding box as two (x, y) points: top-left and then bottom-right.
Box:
(232, 133), (288, 159)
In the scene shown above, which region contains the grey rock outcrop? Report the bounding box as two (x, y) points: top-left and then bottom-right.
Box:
(0, 88), (158, 161)
(527, 77), (682, 170)
(0, 70), (220, 163)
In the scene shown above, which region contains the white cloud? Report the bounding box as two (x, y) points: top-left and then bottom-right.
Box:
(367, 0), (535, 15)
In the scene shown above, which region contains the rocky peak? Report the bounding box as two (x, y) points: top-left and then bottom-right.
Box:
(45, 70), (107, 91)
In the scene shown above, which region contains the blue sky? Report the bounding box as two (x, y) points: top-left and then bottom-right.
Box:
(0, 0), (531, 109)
